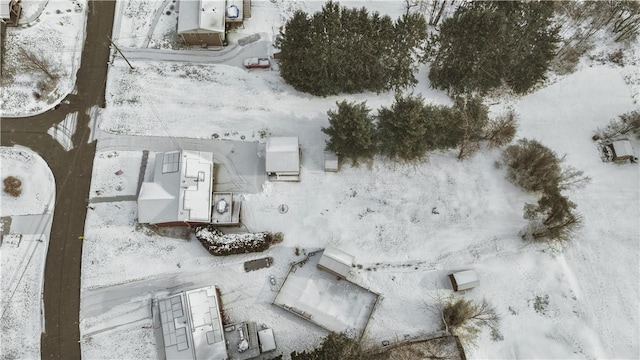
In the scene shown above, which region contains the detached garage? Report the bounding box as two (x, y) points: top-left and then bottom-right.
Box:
(265, 137), (300, 181)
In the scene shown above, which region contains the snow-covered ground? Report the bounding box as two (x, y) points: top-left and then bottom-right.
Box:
(0, 146), (55, 359)
(1, 0), (87, 116)
(3, 1), (639, 359)
(87, 61), (640, 360)
(83, 1), (640, 359)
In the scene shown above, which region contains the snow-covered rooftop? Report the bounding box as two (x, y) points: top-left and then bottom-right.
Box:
(318, 245), (354, 278)
(265, 137), (300, 174)
(273, 251), (378, 339)
(177, 0), (225, 34)
(137, 150), (213, 224)
(157, 286), (227, 360)
(611, 139), (635, 158)
(451, 270), (479, 291)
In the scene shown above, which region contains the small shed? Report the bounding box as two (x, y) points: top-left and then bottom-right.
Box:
(257, 328), (276, 353)
(609, 139), (635, 162)
(317, 245), (354, 279)
(324, 152), (339, 172)
(266, 137), (300, 181)
(449, 270), (479, 292)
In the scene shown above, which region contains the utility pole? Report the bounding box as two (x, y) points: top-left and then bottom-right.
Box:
(106, 35), (134, 70)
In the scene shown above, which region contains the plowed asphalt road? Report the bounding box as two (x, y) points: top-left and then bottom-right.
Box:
(1, 1), (115, 358)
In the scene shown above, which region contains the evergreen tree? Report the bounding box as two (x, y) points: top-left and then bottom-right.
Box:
(423, 104), (463, 151)
(377, 95), (430, 161)
(428, 2), (559, 94)
(276, 11), (314, 93)
(322, 101), (376, 165)
(484, 110), (518, 148)
(520, 187), (582, 242)
(386, 12), (428, 91)
(501, 139), (562, 192)
(276, 1), (427, 96)
(290, 332), (362, 360)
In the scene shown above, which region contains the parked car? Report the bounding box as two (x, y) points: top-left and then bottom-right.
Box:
(244, 57), (270, 69)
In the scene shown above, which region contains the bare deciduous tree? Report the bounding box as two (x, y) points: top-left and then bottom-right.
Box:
(19, 48), (61, 81)
(440, 297), (501, 347)
(594, 110), (640, 140)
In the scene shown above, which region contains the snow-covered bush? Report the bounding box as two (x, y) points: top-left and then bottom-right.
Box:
(194, 225), (283, 256)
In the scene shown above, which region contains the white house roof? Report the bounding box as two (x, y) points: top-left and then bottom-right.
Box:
(257, 328), (276, 353)
(318, 245), (354, 278)
(265, 137), (299, 173)
(178, 0), (225, 34)
(137, 150), (213, 224)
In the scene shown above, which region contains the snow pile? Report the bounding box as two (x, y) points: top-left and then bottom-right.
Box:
(194, 225), (282, 256)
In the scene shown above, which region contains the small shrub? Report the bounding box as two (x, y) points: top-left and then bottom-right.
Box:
(3, 176), (22, 197)
(608, 49), (625, 66)
(532, 294), (550, 314)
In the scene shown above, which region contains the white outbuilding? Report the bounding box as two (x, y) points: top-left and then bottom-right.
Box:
(265, 137), (300, 181)
(317, 245), (354, 279)
(323, 151), (339, 172)
(257, 328), (276, 353)
(448, 270), (479, 292)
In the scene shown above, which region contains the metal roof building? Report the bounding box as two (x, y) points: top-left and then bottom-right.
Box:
(317, 245), (354, 279)
(449, 270), (479, 292)
(156, 286), (227, 360)
(137, 150), (213, 226)
(265, 137), (300, 181)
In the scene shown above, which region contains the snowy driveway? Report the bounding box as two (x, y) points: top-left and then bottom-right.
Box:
(118, 38), (271, 68)
(96, 131), (265, 194)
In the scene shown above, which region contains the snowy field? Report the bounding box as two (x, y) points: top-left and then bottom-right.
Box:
(84, 1), (640, 359)
(1, 0), (87, 116)
(86, 59), (640, 359)
(0, 146), (55, 360)
(2, 1), (639, 359)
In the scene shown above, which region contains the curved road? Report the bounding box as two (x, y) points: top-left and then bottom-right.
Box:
(0, 1), (115, 359)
